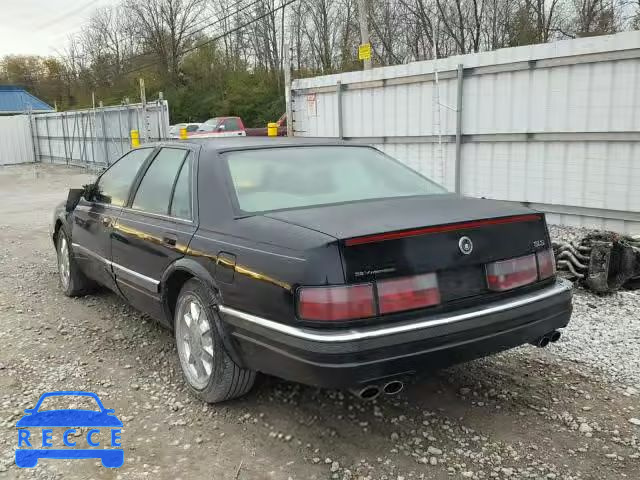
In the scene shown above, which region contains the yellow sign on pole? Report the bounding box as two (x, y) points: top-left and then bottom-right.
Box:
(358, 43), (371, 61)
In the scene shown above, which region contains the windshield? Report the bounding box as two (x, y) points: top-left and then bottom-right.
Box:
(197, 124), (217, 132)
(204, 117), (221, 125)
(225, 146), (448, 213)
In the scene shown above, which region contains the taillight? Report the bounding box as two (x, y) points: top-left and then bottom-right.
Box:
(297, 284), (375, 321)
(536, 248), (556, 279)
(377, 273), (440, 314)
(486, 254), (538, 291)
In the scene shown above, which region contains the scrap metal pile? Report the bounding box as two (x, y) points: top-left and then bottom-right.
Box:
(553, 232), (640, 293)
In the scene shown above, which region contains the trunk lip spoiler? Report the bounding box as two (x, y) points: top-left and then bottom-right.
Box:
(218, 278), (571, 343)
(343, 214), (543, 246)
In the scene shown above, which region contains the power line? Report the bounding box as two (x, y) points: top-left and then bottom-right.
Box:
(183, 0), (264, 39)
(9, 0), (296, 84)
(118, 0), (264, 67)
(34, 0), (102, 30)
(120, 0), (298, 77)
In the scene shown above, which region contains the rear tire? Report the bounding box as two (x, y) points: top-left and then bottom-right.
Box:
(174, 278), (256, 403)
(56, 229), (94, 297)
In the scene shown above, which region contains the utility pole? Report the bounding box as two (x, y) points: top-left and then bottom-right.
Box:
(357, 0), (372, 70)
(139, 78), (149, 142)
(139, 78), (146, 106)
(284, 43), (294, 137)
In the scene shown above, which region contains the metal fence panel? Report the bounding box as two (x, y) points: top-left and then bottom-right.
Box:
(291, 31), (640, 234)
(32, 100), (170, 168)
(0, 115), (34, 165)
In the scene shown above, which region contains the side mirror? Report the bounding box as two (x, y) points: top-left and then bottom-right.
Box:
(82, 183), (101, 202)
(217, 125), (225, 132)
(65, 188), (84, 212)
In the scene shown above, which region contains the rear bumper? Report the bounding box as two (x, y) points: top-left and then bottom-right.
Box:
(220, 278), (573, 388)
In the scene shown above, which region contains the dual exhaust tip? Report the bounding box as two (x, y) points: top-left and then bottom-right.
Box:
(531, 330), (561, 348)
(350, 380), (404, 400)
(351, 331), (562, 399)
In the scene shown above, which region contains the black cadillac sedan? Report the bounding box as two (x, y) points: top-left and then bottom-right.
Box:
(51, 138), (572, 402)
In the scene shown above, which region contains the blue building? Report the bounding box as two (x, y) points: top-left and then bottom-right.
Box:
(0, 85), (54, 115)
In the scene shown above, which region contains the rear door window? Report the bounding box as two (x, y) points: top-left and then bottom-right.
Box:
(223, 118), (241, 131)
(170, 155), (193, 220)
(132, 148), (188, 215)
(96, 148), (152, 206)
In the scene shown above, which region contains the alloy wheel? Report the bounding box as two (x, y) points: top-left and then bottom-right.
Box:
(58, 236), (70, 289)
(176, 294), (215, 390)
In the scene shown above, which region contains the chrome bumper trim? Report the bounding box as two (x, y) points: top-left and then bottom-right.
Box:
(71, 242), (160, 292)
(219, 278), (572, 343)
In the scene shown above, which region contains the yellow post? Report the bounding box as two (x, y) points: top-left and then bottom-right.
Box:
(130, 129), (140, 148)
(179, 127), (188, 140)
(267, 122), (278, 137)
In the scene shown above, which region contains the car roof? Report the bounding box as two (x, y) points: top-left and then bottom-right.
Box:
(150, 137), (352, 154)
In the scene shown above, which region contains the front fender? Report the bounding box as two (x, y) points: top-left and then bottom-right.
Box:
(50, 204), (70, 244)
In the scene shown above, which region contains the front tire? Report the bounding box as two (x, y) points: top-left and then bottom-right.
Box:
(174, 279), (256, 403)
(56, 229), (93, 297)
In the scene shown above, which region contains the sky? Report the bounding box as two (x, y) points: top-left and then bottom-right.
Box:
(0, 0), (118, 57)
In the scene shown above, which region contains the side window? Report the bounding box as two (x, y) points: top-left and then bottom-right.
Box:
(132, 148), (188, 215)
(186, 124), (199, 132)
(96, 148), (152, 206)
(224, 118), (240, 131)
(170, 155), (192, 219)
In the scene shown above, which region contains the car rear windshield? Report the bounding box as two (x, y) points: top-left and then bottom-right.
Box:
(225, 146), (448, 213)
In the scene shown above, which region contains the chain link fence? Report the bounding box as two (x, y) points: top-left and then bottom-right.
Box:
(31, 100), (170, 169)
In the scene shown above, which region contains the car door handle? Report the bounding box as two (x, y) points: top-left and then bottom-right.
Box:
(162, 234), (177, 246)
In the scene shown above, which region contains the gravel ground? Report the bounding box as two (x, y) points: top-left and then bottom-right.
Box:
(0, 164), (638, 480)
(547, 225), (640, 388)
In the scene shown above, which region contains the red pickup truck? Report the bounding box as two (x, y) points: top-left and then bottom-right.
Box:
(245, 113), (288, 136)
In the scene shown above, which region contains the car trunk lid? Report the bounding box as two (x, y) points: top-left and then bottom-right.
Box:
(265, 195), (550, 303)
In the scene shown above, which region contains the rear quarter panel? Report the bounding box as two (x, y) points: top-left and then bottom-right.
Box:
(189, 151), (343, 324)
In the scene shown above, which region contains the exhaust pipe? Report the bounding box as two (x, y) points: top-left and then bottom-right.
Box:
(530, 335), (550, 348)
(350, 384), (381, 401)
(382, 380), (404, 396)
(530, 330), (561, 348)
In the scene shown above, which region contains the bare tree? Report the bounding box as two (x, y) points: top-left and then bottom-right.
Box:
(482, 0), (517, 49)
(244, 0), (283, 74)
(130, 0), (206, 82)
(368, 0), (405, 64)
(337, 0), (359, 68)
(400, 0), (440, 58)
(303, 0), (342, 72)
(528, 0), (562, 42)
(570, 0), (617, 36)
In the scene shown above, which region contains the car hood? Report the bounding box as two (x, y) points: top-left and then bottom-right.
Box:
(16, 410), (123, 427)
(263, 194), (536, 240)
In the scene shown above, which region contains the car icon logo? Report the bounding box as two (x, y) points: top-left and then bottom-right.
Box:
(15, 391), (123, 468)
(458, 236), (473, 255)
